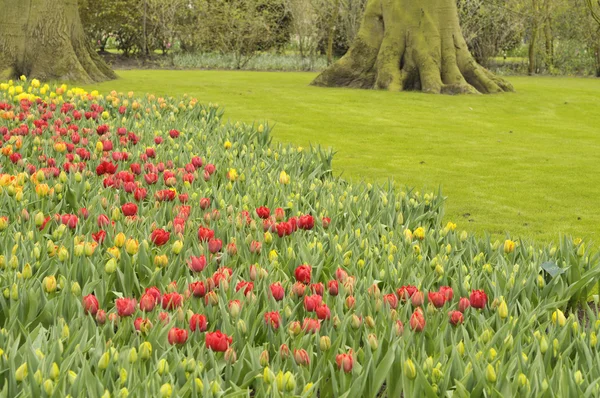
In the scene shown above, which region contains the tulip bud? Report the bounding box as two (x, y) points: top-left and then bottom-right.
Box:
(50, 362), (59, 380)
(457, 341), (465, 356)
(259, 350), (269, 367)
(114, 233), (126, 248)
(68, 370), (77, 385)
(485, 364), (496, 383)
(128, 348), (138, 363)
(71, 281), (81, 296)
(575, 370), (584, 385)
(43, 379), (54, 395)
(320, 336), (331, 351)
(160, 383), (172, 398)
(552, 309), (566, 327)
(263, 367), (275, 384)
(105, 258), (117, 274)
(119, 388), (129, 398)
(498, 299), (508, 320)
(171, 240), (184, 255)
(15, 362), (28, 382)
(98, 352), (110, 370)
(540, 336), (548, 354)
(367, 334), (379, 351)
(139, 342), (152, 360)
(158, 359), (169, 375)
(43, 276), (57, 293)
(404, 359), (416, 380)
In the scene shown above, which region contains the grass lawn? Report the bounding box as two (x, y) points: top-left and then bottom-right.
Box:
(86, 70), (600, 245)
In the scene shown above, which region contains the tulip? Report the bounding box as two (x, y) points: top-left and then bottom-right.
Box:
(404, 359), (416, 380)
(410, 309), (425, 332)
(469, 290), (487, 309)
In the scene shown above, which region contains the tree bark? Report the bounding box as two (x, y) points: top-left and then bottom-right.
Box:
(0, 0), (115, 83)
(311, 0), (513, 94)
(528, 23), (538, 75)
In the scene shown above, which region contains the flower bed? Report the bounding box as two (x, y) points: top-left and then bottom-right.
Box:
(0, 77), (599, 397)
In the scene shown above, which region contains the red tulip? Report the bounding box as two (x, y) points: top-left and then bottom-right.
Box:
(411, 291), (424, 307)
(335, 268), (348, 282)
(298, 215), (314, 230)
(439, 286), (454, 302)
(428, 291), (445, 308)
(336, 351), (354, 373)
(198, 227), (215, 242)
(316, 304), (331, 320)
(150, 228), (170, 246)
(458, 297), (471, 312)
(328, 280), (339, 296)
(269, 282), (285, 301)
(188, 255), (207, 273)
(322, 217), (331, 229)
(236, 281), (254, 295)
(121, 202), (138, 216)
(294, 349), (310, 366)
(82, 294), (99, 316)
(162, 292), (183, 310)
(134, 317), (152, 332)
(189, 313), (208, 332)
(264, 311), (281, 329)
(256, 206), (270, 219)
(274, 207), (285, 221)
(449, 310), (464, 326)
(397, 285), (418, 301)
(302, 318), (321, 333)
(205, 330), (232, 352)
(384, 293), (398, 309)
(140, 293), (156, 312)
(294, 264), (312, 284)
(304, 294), (323, 312)
(96, 309), (106, 324)
(189, 281), (207, 298)
(292, 282), (306, 297)
(208, 238), (222, 254)
(199, 197), (211, 210)
(410, 308), (425, 332)
(115, 297), (136, 317)
(469, 290), (488, 309)
(168, 327), (188, 345)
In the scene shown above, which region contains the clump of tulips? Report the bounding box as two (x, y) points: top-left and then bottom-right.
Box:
(0, 78), (599, 397)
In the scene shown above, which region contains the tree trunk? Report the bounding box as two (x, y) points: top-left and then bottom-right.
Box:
(528, 24), (538, 76)
(595, 44), (600, 78)
(0, 0), (115, 83)
(311, 0), (513, 94)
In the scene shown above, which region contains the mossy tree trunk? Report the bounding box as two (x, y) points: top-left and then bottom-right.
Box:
(311, 0), (513, 94)
(0, 0), (115, 83)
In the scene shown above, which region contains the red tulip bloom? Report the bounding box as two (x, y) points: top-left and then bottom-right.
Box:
(96, 309), (106, 324)
(274, 207), (285, 221)
(256, 206), (270, 219)
(115, 297), (136, 317)
(316, 304), (331, 320)
(410, 308), (426, 332)
(458, 297), (471, 312)
(439, 286), (454, 302)
(208, 238), (222, 254)
(189, 313), (208, 332)
(82, 294), (99, 316)
(469, 290), (488, 309)
(304, 294), (323, 312)
(328, 280), (339, 296)
(121, 202), (138, 216)
(236, 281), (254, 295)
(428, 292), (445, 308)
(264, 311), (281, 329)
(384, 293), (398, 309)
(97, 214), (110, 228)
(134, 317), (152, 332)
(188, 255), (207, 273)
(198, 226), (215, 242)
(292, 282), (306, 297)
(150, 228), (170, 246)
(199, 197), (211, 210)
(92, 230), (107, 244)
(411, 291), (424, 307)
(168, 327), (188, 345)
(295, 264), (312, 284)
(298, 214), (314, 230)
(302, 318), (321, 333)
(189, 281), (207, 298)
(205, 330), (232, 352)
(139, 293), (157, 312)
(336, 351), (354, 373)
(294, 349), (310, 366)
(449, 310), (464, 326)
(397, 285), (418, 301)
(268, 282), (284, 301)
(162, 292), (183, 310)
(335, 268), (348, 282)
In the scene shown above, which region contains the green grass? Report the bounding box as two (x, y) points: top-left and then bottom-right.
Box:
(86, 70), (600, 245)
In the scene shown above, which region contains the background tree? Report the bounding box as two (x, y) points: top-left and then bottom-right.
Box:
(0, 0), (115, 82)
(312, 0), (514, 93)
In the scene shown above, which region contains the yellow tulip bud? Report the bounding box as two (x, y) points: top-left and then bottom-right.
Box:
(15, 362), (28, 382)
(98, 352), (110, 370)
(160, 383), (172, 398)
(485, 364), (497, 383)
(139, 342), (152, 360)
(404, 359), (416, 380)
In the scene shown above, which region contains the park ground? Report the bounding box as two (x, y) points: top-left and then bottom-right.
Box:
(87, 70), (600, 245)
